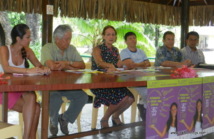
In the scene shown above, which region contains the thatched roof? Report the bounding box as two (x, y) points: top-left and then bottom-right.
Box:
(0, 0), (42, 13)
(136, 0), (214, 6)
(0, 0), (214, 26)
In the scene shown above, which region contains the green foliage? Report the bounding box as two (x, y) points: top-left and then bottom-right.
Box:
(70, 18), (107, 47)
(30, 40), (42, 60)
(4, 11), (185, 65)
(57, 17), (156, 57)
(6, 12), (158, 59)
(5, 11), (182, 61)
(143, 24), (157, 40)
(7, 12), (26, 27)
(27, 40), (41, 68)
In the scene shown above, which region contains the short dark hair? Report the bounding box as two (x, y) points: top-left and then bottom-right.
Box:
(186, 31), (199, 40)
(163, 31), (174, 40)
(124, 32), (136, 40)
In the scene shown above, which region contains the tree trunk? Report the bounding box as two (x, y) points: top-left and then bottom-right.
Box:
(155, 25), (160, 48)
(0, 23), (5, 46)
(0, 12), (12, 45)
(26, 13), (41, 44)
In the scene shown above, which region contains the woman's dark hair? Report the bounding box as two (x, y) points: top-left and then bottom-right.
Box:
(166, 102), (177, 132)
(193, 99), (203, 128)
(11, 24), (30, 68)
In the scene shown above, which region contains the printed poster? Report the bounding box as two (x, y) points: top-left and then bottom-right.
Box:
(202, 76), (214, 135)
(177, 78), (203, 138)
(146, 78), (202, 139)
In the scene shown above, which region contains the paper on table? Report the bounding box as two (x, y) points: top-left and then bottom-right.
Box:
(109, 68), (132, 74)
(65, 69), (103, 74)
(155, 66), (172, 69)
(65, 69), (86, 73)
(13, 73), (45, 76)
(136, 68), (159, 72)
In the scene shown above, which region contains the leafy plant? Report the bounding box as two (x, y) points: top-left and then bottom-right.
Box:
(57, 17), (156, 58)
(7, 12), (26, 26)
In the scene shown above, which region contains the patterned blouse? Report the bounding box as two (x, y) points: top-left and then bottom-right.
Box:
(91, 43), (134, 108)
(91, 43), (119, 70)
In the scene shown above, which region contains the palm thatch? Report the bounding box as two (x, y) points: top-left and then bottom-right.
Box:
(0, 0), (42, 13)
(0, 0), (214, 26)
(189, 5), (214, 26)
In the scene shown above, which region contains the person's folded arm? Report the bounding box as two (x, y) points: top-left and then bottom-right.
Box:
(92, 47), (115, 70)
(45, 60), (63, 70)
(155, 49), (168, 66)
(122, 58), (135, 69)
(135, 60), (151, 68)
(161, 61), (182, 67)
(68, 61), (85, 69)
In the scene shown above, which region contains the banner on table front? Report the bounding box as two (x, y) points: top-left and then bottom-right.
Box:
(146, 78), (202, 139)
(202, 76), (214, 136)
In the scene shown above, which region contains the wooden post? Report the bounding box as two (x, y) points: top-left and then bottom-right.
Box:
(41, 91), (50, 139)
(180, 0), (189, 49)
(42, 0), (54, 46)
(2, 92), (8, 122)
(155, 25), (160, 48)
(41, 1), (53, 139)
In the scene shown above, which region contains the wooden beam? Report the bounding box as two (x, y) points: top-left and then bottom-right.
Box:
(42, 0), (54, 46)
(180, 0), (189, 49)
(41, 91), (50, 139)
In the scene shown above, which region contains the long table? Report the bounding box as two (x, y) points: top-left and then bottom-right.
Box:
(1, 69), (214, 138)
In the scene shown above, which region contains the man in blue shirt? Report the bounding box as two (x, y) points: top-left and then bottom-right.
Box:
(120, 32), (150, 69)
(154, 31), (192, 67)
(120, 32), (150, 121)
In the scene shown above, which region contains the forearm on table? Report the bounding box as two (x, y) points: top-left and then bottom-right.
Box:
(161, 61), (182, 67)
(69, 61), (85, 69)
(96, 61), (115, 69)
(3, 66), (27, 74)
(45, 61), (61, 70)
(135, 61), (151, 68)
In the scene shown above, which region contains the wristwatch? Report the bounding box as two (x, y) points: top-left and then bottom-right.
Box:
(69, 61), (73, 65)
